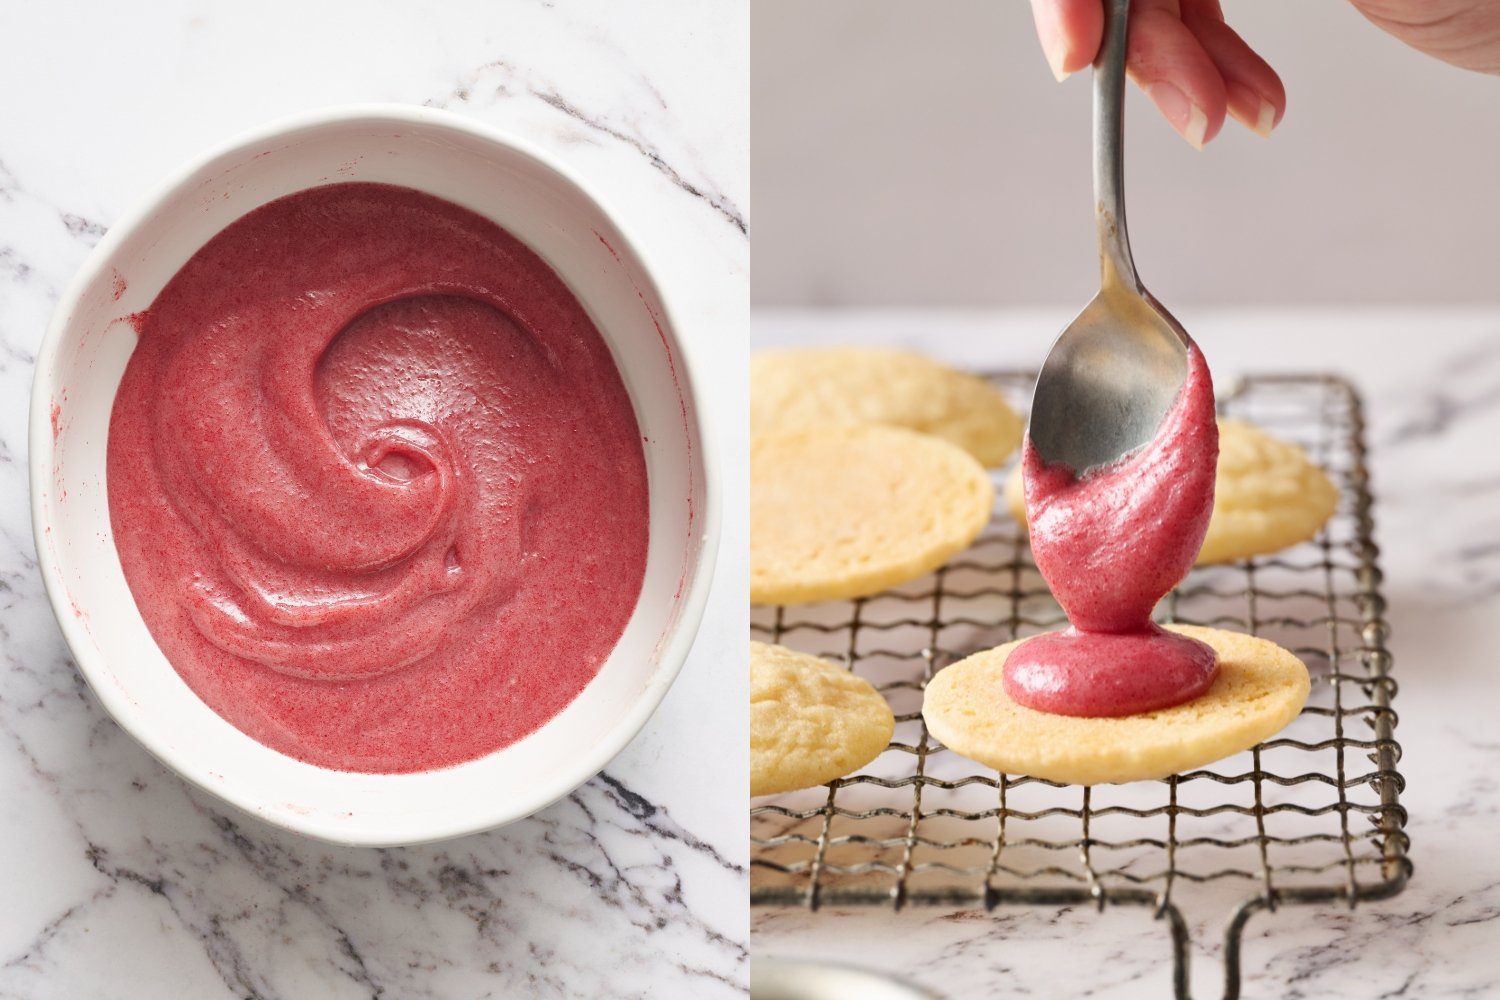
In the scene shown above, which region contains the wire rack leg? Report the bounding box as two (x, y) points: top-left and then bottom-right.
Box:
(1162, 901), (1192, 1000)
(1221, 896), (1268, 1000)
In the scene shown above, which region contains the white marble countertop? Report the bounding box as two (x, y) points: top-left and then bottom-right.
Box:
(753, 308), (1500, 999)
(0, 3), (747, 998)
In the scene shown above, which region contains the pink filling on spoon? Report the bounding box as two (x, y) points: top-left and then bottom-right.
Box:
(1004, 343), (1219, 717)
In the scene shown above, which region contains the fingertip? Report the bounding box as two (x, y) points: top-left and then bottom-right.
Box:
(1060, 0), (1105, 75)
(1181, 11), (1286, 138)
(1226, 81), (1282, 138)
(1031, 0), (1106, 81)
(1146, 82), (1213, 149)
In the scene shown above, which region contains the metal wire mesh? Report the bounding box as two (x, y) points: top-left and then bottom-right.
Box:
(750, 373), (1409, 998)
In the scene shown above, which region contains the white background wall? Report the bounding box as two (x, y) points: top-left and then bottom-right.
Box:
(752, 1), (1500, 308)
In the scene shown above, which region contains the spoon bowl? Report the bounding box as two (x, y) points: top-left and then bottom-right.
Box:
(1030, 285), (1190, 474)
(1028, 0), (1192, 475)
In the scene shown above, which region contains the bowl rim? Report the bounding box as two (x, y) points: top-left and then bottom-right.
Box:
(28, 102), (722, 846)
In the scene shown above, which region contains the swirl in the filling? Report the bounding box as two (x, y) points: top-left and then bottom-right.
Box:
(108, 183), (649, 773)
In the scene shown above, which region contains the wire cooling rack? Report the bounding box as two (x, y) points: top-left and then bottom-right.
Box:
(750, 374), (1409, 1000)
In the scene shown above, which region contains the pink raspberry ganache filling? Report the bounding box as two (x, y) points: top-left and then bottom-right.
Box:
(1004, 343), (1220, 717)
(107, 183), (649, 773)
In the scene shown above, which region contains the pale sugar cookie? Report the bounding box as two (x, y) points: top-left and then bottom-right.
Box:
(922, 625), (1310, 785)
(1004, 419), (1339, 564)
(751, 641), (895, 796)
(752, 426), (994, 605)
(751, 347), (1023, 467)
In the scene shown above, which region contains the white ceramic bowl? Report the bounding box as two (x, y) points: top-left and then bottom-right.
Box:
(30, 105), (718, 846)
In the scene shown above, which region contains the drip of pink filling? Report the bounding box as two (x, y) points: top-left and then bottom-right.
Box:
(1004, 344), (1219, 717)
(107, 183), (649, 773)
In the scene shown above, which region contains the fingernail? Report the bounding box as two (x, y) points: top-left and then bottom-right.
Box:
(1252, 99), (1276, 138)
(1045, 40), (1072, 83)
(1227, 81), (1278, 138)
(1147, 82), (1208, 150)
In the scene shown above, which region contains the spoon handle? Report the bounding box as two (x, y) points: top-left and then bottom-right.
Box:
(1094, 0), (1139, 292)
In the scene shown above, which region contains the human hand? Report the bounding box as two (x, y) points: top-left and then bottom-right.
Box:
(1347, 0), (1500, 73)
(1030, 0), (1500, 150)
(1029, 0), (1283, 149)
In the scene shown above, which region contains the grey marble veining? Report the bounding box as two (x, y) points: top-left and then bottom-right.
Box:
(0, 2), (747, 998)
(752, 308), (1500, 999)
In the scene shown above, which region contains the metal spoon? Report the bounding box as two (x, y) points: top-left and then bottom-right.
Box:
(1027, 0), (1193, 475)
